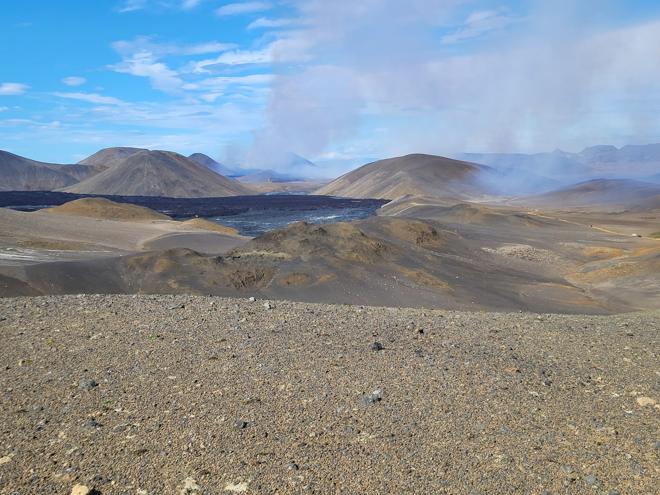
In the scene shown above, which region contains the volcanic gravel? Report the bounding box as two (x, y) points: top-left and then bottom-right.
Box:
(0, 295), (658, 494)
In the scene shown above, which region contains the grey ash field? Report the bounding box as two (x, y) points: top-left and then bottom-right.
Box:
(0, 295), (658, 494)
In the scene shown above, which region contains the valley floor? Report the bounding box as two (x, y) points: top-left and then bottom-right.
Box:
(0, 295), (658, 494)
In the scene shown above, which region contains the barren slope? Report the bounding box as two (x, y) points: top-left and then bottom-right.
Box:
(316, 154), (493, 200)
(62, 150), (252, 198)
(0, 150), (101, 191)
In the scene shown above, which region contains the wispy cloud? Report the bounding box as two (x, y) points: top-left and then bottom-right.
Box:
(117, 0), (206, 13)
(190, 47), (273, 72)
(117, 0), (147, 13)
(442, 8), (518, 44)
(61, 76), (87, 87)
(0, 83), (29, 96)
(248, 17), (297, 30)
(53, 92), (126, 105)
(216, 1), (272, 16)
(112, 36), (235, 58)
(110, 37), (236, 93)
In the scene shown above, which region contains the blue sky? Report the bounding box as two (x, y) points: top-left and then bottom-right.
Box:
(1, 1), (660, 176)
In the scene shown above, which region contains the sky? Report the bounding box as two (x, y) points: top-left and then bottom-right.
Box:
(1, 0), (660, 177)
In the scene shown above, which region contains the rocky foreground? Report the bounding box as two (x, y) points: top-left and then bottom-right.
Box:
(0, 295), (658, 494)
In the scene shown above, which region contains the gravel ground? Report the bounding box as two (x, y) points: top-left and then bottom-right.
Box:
(0, 295), (658, 494)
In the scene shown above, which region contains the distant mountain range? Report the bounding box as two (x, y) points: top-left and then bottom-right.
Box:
(0, 147), (319, 198)
(1, 143), (658, 201)
(0, 150), (103, 192)
(64, 149), (251, 197)
(459, 143), (660, 193)
(188, 152), (315, 183)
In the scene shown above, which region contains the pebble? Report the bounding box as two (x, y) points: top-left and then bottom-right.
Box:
(78, 379), (98, 391)
(248, 297), (256, 302)
(82, 417), (102, 430)
(264, 301), (273, 310)
(636, 396), (656, 407)
(178, 477), (201, 494)
(70, 484), (91, 495)
(224, 481), (249, 493)
(370, 341), (384, 352)
(584, 474), (598, 486)
(361, 388), (383, 406)
(234, 419), (249, 429)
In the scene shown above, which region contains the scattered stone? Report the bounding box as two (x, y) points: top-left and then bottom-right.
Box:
(287, 462), (299, 471)
(82, 417), (102, 430)
(584, 474), (598, 486)
(0, 455), (12, 465)
(636, 396), (656, 407)
(70, 484), (91, 495)
(360, 388), (383, 406)
(179, 477), (201, 495)
(248, 297), (256, 302)
(224, 481), (249, 493)
(169, 303), (185, 310)
(263, 301), (273, 310)
(78, 379), (98, 391)
(370, 341), (384, 352)
(234, 419), (248, 429)
(609, 490), (620, 495)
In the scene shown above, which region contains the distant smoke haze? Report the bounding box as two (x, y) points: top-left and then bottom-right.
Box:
(245, 0), (660, 176)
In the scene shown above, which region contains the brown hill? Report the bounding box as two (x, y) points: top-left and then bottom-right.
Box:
(78, 147), (145, 168)
(0, 150), (102, 191)
(62, 150), (252, 198)
(316, 154), (493, 200)
(45, 198), (171, 222)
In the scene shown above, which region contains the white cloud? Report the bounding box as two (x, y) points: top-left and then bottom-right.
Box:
(248, 17), (297, 30)
(191, 47), (273, 72)
(181, 0), (202, 9)
(216, 1), (272, 16)
(442, 8), (518, 44)
(184, 74), (273, 91)
(0, 83), (29, 95)
(62, 76), (87, 87)
(117, 0), (147, 13)
(117, 0), (203, 12)
(112, 36), (235, 57)
(0, 106), (8, 112)
(112, 53), (183, 93)
(53, 92), (126, 105)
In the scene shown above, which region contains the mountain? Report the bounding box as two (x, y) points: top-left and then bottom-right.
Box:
(236, 169), (303, 184)
(0, 150), (102, 192)
(79, 147), (145, 168)
(516, 179), (660, 210)
(62, 150), (252, 198)
(460, 143), (660, 186)
(316, 154), (493, 200)
(188, 153), (237, 176)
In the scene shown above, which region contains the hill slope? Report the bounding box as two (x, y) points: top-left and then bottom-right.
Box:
(316, 154), (493, 200)
(45, 198), (171, 222)
(516, 179), (660, 210)
(78, 147), (145, 169)
(62, 150), (252, 198)
(188, 153), (237, 176)
(0, 150), (101, 191)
